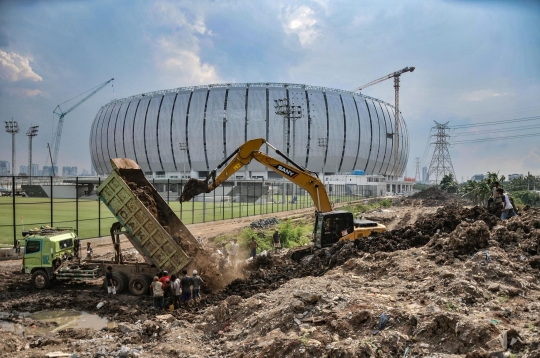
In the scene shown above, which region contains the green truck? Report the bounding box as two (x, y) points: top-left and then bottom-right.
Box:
(22, 158), (199, 295)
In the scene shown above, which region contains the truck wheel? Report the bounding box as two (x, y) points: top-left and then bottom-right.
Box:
(112, 272), (128, 293)
(31, 270), (50, 289)
(128, 275), (150, 296)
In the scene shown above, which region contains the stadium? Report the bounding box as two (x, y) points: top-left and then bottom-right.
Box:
(89, 83), (409, 179)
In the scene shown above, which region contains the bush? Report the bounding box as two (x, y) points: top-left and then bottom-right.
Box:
(277, 219), (311, 248)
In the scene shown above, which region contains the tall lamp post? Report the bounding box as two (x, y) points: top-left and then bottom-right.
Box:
(318, 137), (328, 183)
(5, 119), (19, 177)
(26, 126), (39, 184)
(179, 142), (188, 179)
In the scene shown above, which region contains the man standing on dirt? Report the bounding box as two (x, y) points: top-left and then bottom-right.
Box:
(191, 270), (204, 306)
(150, 276), (164, 309)
(105, 266), (116, 298)
(488, 182), (500, 208)
(180, 269), (192, 306)
(497, 188), (517, 220)
(173, 274), (181, 309)
(229, 239), (239, 267)
(272, 229), (281, 253)
(250, 238), (258, 258)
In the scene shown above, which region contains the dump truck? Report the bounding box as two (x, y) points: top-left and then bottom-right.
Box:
(22, 158), (200, 295)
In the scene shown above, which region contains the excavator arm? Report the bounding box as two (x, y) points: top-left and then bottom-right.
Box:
(180, 138), (333, 212)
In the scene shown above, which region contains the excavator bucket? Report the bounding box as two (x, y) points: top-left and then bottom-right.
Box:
(180, 178), (211, 202)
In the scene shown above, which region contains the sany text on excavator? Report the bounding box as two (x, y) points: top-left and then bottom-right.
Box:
(180, 138), (386, 248)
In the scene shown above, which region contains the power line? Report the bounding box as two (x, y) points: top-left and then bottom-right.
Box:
(452, 132), (540, 144)
(452, 123), (540, 136)
(449, 115), (540, 129)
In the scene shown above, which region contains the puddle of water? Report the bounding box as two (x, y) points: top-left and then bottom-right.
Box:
(0, 310), (117, 336)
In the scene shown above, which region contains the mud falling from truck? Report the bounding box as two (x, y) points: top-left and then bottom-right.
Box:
(117, 169), (229, 292)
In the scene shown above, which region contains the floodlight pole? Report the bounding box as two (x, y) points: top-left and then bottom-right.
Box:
(179, 142), (188, 179)
(5, 119), (19, 178)
(318, 137), (328, 183)
(26, 126), (39, 184)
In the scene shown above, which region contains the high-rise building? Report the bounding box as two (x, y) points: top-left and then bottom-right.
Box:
(20, 165), (28, 175)
(421, 166), (428, 184)
(62, 166), (78, 176)
(43, 166), (58, 176)
(30, 164), (40, 176)
(0, 161), (9, 175)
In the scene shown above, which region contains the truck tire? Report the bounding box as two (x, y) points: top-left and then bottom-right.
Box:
(112, 272), (128, 293)
(31, 270), (50, 289)
(128, 275), (150, 296)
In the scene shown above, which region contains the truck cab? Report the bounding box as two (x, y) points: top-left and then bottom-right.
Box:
(22, 228), (79, 289)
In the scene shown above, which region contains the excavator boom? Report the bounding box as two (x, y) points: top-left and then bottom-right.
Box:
(180, 138), (333, 212)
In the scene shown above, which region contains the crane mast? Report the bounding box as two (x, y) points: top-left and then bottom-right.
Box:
(51, 78), (114, 169)
(352, 67), (414, 180)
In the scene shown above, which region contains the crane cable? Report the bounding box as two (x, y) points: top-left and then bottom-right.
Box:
(57, 79), (115, 106)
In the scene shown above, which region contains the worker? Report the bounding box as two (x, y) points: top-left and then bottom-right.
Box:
(158, 271), (171, 293)
(272, 229), (281, 252)
(15, 240), (20, 255)
(173, 274), (181, 309)
(250, 238), (258, 258)
(86, 242), (93, 259)
(191, 270), (204, 306)
(488, 182), (499, 208)
(180, 269), (192, 306)
(105, 266), (116, 298)
(150, 276), (164, 309)
(218, 243), (229, 270)
(497, 188), (517, 220)
(166, 276), (176, 310)
(229, 239), (239, 267)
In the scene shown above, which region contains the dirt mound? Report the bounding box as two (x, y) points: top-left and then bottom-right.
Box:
(446, 221), (490, 255)
(179, 178), (210, 202)
(401, 187), (471, 207)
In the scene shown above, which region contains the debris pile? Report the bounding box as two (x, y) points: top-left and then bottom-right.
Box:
(400, 186), (471, 207)
(250, 217), (279, 229)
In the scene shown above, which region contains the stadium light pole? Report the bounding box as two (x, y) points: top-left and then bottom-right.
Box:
(26, 125), (39, 184)
(318, 137), (328, 183)
(5, 119), (19, 177)
(179, 142), (188, 179)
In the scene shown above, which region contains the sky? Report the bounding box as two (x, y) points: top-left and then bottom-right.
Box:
(0, 0), (539, 180)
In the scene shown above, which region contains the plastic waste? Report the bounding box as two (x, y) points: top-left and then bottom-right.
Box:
(373, 313), (389, 335)
(96, 302), (105, 309)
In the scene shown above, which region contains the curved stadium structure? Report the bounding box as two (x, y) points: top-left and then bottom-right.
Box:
(90, 83), (409, 178)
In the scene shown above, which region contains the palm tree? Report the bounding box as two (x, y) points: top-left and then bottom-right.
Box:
(461, 171), (505, 206)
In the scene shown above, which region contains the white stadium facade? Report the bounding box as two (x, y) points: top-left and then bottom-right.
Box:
(89, 83), (409, 179)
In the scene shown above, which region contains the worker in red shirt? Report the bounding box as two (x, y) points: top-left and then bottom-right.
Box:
(158, 271), (171, 292)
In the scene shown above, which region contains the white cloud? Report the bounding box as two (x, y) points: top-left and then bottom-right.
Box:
(151, 1), (220, 85)
(282, 5), (320, 46)
(460, 89), (512, 102)
(8, 88), (42, 97)
(0, 50), (42, 82)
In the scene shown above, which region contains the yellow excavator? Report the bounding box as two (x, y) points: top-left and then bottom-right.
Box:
(180, 138), (386, 248)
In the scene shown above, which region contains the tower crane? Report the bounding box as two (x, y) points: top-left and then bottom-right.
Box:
(50, 78), (114, 170)
(351, 67), (415, 181)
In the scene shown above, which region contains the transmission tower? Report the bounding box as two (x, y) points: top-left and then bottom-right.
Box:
(4, 119), (19, 176)
(26, 126), (39, 184)
(415, 157), (421, 182)
(427, 121), (456, 184)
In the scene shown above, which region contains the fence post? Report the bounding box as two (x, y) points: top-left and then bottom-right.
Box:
(76, 177), (79, 234)
(12, 176), (16, 248)
(98, 177), (101, 237)
(50, 176), (53, 226)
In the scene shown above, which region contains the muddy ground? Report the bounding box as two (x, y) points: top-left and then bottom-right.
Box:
(1, 199), (539, 357)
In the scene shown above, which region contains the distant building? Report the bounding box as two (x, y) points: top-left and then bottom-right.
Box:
(471, 174), (485, 182)
(62, 166), (78, 176)
(43, 166), (58, 176)
(421, 166), (428, 183)
(0, 161), (9, 176)
(508, 173), (523, 181)
(20, 165), (28, 175)
(30, 164), (40, 176)
(81, 168), (90, 175)
(91, 165), (95, 176)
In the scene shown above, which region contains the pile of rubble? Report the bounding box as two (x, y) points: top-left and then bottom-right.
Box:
(400, 186), (471, 207)
(250, 217), (280, 230)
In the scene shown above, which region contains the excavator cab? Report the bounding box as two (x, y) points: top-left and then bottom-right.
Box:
(313, 211), (355, 248)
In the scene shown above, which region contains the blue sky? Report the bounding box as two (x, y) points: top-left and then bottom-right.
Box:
(1, 0), (539, 179)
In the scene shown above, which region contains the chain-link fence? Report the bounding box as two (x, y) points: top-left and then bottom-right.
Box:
(0, 176), (381, 246)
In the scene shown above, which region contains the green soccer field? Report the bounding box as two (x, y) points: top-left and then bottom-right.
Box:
(0, 194), (319, 246)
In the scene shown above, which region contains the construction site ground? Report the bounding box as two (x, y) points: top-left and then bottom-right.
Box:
(1, 191), (539, 358)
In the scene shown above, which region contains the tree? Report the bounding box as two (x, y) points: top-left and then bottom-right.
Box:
(440, 173), (458, 192)
(461, 171), (505, 205)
